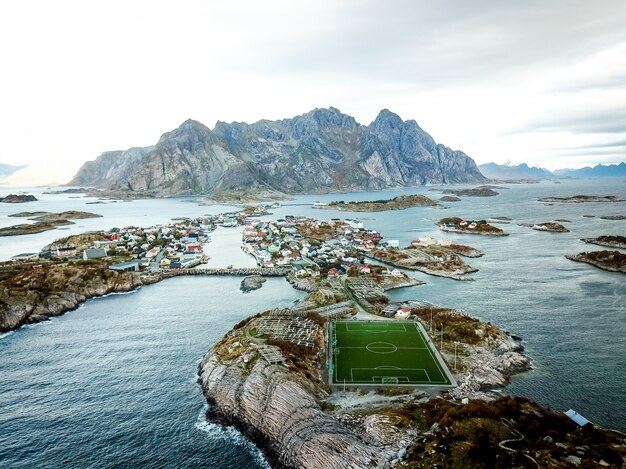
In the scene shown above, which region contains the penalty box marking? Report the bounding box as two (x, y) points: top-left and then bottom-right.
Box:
(345, 323), (407, 333)
(350, 367), (432, 383)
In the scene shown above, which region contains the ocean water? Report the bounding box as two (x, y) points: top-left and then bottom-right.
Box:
(0, 179), (625, 468)
(0, 277), (304, 468)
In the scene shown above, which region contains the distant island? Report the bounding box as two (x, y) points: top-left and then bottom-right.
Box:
(442, 186), (499, 197)
(581, 235), (626, 250)
(539, 195), (625, 203)
(532, 222), (570, 233)
(0, 194), (37, 203)
(0, 211), (102, 237)
(566, 250), (626, 273)
(438, 217), (507, 236)
(320, 194), (441, 212)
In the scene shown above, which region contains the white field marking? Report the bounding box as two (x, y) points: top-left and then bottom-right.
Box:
(345, 323), (407, 333)
(365, 342), (397, 354)
(350, 367), (430, 383)
(413, 323), (448, 383)
(377, 376), (408, 383)
(338, 346), (428, 350)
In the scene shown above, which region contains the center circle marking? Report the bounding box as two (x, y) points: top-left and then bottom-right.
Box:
(366, 342), (398, 354)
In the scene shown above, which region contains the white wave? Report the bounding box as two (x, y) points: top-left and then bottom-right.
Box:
(0, 330), (15, 340)
(194, 405), (270, 469)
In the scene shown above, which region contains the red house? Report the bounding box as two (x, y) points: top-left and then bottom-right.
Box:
(327, 267), (340, 278)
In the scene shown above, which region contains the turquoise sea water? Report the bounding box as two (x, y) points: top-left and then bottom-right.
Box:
(0, 179), (624, 467)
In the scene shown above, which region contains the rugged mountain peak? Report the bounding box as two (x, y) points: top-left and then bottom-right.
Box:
(70, 107), (487, 195)
(283, 107), (359, 139)
(370, 109), (404, 132)
(158, 119), (212, 143)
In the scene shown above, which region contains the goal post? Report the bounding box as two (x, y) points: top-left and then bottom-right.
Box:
(381, 377), (399, 385)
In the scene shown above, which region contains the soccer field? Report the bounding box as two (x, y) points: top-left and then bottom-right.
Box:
(329, 320), (454, 387)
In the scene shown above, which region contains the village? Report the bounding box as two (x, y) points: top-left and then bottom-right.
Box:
(7, 205), (474, 320)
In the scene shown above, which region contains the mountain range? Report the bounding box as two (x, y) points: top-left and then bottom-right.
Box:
(69, 108), (487, 196)
(479, 161), (626, 180)
(478, 162), (554, 180)
(553, 162), (626, 178)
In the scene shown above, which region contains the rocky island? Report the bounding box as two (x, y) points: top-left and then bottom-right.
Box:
(582, 235), (626, 249)
(566, 250), (626, 273)
(0, 220), (75, 237)
(199, 280), (625, 468)
(240, 275), (267, 292)
(442, 186), (499, 197)
(532, 222), (570, 232)
(438, 217), (508, 236)
(321, 194), (441, 212)
(0, 211), (103, 237)
(439, 195), (460, 202)
(539, 195), (625, 203)
(369, 243), (478, 280)
(0, 194), (38, 203)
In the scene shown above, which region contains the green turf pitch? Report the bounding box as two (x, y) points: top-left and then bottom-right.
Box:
(330, 320), (453, 386)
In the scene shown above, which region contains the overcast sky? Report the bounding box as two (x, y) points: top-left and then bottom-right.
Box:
(1, 0), (626, 184)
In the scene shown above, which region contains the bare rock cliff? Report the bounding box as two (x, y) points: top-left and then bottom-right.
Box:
(198, 353), (394, 469)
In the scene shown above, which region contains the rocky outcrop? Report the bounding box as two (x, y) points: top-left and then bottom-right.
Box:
(69, 108), (486, 196)
(450, 332), (532, 399)
(0, 262), (160, 332)
(532, 222), (570, 232)
(198, 350), (394, 469)
(240, 275), (266, 292)
(539, 195), (625, 203)
(581, 235), (626, 249)
(566, 251), (626, 273)
(0, 194), (38, 203)
(325, 194), (441, 212)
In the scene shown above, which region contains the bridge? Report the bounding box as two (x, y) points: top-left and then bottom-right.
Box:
(153, 267), (291, 279)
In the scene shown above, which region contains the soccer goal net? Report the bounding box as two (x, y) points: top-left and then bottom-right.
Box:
(381, 377), (399, 385)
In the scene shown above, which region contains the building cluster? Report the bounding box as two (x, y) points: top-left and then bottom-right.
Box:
(12, 216), (221, 271)
(241, 216), (402, 279)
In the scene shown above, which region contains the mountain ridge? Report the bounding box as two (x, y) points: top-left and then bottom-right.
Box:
(553, 162), (626, 178)
(479, 162), (554, 180)
(69, 108), (487, 196)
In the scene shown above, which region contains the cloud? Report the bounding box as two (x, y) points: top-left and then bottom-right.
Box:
(1, 0), (626, 174)
(218, 0), (626, 88)
(523, 107), (626, 134)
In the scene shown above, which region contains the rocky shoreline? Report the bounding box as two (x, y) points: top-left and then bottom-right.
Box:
(196, 281), (534, 469)
(0, 261), (161, 333)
